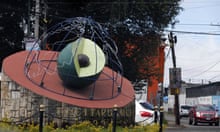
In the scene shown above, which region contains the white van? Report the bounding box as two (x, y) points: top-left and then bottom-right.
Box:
(180, 105), (192, 118)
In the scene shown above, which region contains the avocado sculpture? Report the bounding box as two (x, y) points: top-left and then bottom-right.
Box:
(57, 37), (106, 88)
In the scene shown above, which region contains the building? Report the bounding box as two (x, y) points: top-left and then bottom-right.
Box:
(167, 82), (201, 112)
(167, 81), (220, 115)
(186, 82), (220, 115)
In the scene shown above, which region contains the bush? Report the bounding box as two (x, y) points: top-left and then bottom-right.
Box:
(0, 120), (161, 132)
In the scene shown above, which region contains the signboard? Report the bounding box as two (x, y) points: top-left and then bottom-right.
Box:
(169, 68), (181, 95)
(24, 37), (40, 50)
(170, 88), (180, 95)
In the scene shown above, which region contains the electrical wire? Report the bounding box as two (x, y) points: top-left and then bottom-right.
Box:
(189, 61), (220, 78)
(164, 29), (220, 36)
(209, 74), (220, 80)
(175, 23), (219, 26)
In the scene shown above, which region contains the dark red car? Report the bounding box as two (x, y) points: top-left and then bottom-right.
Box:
(189, 104), (219, 126)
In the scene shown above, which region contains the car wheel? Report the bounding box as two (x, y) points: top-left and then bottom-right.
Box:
(209, 123), (212, 126)
(215, 122), (219, 126)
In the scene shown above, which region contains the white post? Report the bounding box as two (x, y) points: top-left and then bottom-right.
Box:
(34, 0), (40, 39)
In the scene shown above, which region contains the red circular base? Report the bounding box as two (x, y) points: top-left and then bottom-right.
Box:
(2, 51), (135, 108)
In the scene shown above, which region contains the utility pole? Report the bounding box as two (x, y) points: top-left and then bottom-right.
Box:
(168, 32), (180, 125)
(42, 0), (48, 49)
(27, 0), (31, 37)
(34, 0), (40, 39)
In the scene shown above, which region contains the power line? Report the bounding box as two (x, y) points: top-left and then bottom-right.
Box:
(46, 1), (181, 5)
(209, 73), (220, 80)
(175, 23), (220, 26)
(164, 29), (220, 36)
(190, 61), (220, 78)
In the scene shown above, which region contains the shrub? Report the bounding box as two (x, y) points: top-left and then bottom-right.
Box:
(0, 120), (161, 132)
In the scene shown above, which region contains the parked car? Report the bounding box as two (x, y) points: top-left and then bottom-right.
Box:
(189, 104), (219, 126)
(135, 100), (156, 125)
(180, 105), (192, 118)
(139, 100), (155, 111)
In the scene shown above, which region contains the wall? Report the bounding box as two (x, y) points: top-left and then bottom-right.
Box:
(167, 94), (186, 112)
(186, 96), (220, 115)
(0, 72), (135, 126)
(212, 96), (220, 115)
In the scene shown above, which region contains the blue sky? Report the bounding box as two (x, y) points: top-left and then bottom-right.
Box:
(164, 0), (220, 86)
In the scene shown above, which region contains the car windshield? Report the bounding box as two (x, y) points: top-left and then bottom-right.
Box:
(181, 106), (191, 110)
(139, 102), (154, 110)
(197, 105), (215, 111)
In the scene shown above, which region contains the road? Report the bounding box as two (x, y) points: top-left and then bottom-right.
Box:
(164, 113), (220, 132)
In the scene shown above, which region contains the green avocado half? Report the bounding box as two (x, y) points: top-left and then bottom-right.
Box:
(57, 37), (106, 88)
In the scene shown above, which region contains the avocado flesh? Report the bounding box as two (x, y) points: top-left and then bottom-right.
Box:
(73, 38), (105, 77)
(57, 37), (106, 88)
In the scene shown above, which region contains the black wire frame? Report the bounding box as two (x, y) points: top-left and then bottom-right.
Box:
(24, 17), (124, 101)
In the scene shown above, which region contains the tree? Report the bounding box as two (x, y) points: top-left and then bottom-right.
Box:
(45, 0), (182, 81)
(0, 0), (26, 70)
(0, 0), (182, 82)
(47, 0), (182, 35)
(79, 0), (182, 81)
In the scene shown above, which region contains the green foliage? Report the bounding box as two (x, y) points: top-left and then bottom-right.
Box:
(0, 120), (161, 132)
(47, 0), (182, 34)
(0, 0), (25, 70)
(0, 119), (20, 132)
(67, 0), (182, 81)
(0, 0), (182, 80)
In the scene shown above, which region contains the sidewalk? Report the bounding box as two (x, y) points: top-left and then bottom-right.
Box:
(164, 112), (186, 129)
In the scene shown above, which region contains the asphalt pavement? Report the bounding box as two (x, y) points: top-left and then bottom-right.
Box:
(164, 112), (186, 132)
(164, 113), (220, 132)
